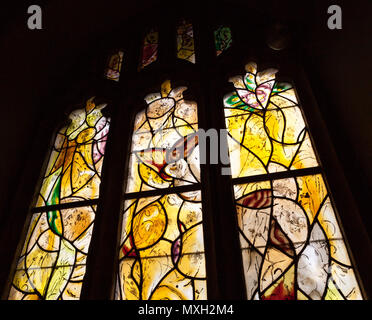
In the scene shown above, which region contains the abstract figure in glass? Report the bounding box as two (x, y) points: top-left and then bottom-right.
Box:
(125, 80), (200, 194)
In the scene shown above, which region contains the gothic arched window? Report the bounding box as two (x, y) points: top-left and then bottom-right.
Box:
(8, 98), (111, 300)
(223, 62), (362, 300)
(116, 80), (206, 300)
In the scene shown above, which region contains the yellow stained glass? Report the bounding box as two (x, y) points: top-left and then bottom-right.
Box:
(9, 97), (110, 300)
(228, 63), (362, 300)
(36, 97), (110, 207)
(9, 206), (95, 300)
(224, 62), (318, 178)
(117, 81), (206, 300)
(177, 19), (195, 64)
(116, 192), (207, 300)
(126, 82), (200, 194)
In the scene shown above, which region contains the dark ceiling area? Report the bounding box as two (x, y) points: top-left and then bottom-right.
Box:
(0, 0), (371, 239)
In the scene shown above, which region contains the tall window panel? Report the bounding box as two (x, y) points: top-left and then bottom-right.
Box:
(9, 97), (111, 300)
(116, 81), (207, 300)
(223, 62), (363, 300)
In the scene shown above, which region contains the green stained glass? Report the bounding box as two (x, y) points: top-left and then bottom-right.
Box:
(214, 26), (232, 56)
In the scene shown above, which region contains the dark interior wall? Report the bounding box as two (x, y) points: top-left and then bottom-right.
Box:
(299, 0), (372, 233)
(0, 0), (371, 261)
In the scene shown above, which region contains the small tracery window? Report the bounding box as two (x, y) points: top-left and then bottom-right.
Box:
(9, 97), (110, 300)
(116, 81), (207, 300)
(104, 50), (124, 82)
(224, 62), (363, 300)
(139, 28), (159, 70)
(214, 25), (232, 56)
(176, 19), (195, 64)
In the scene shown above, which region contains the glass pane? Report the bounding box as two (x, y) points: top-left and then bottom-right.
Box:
(125, 81), (200, 194)
(140, 28), (159, 69)
(214, 25), (232, 56)
(116, 191), (207, 300)
(9, 205), (95, 300)
(234, 174), (362, 300)
(177, 19), (195, 63)
(104, 50), (123, 81)
(224, 62), (318, 178)
(35, 97), (110, 207)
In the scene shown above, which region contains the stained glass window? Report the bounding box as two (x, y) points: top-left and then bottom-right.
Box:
(177, 19), (195, 64)
(9, 97), (110, 300)
(140, 28), (159, 69)
(224, 62), (363, 300)
(214, 26), (232, 56)
(125, 80), (199, 194)
(116, 81), (207, 300)
(104, 50), (123, 81)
